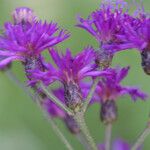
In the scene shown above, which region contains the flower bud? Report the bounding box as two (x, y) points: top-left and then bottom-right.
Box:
(64, 81), (83, 112)
(95, 50), (113, 69)
(100, 100), (118, 124)
(12, 7), (37, 25)
(24, 56), (46, 98)
(24, 56), (45, 80)
(64, 115), (80, 134)
(141, 50), (150, 75)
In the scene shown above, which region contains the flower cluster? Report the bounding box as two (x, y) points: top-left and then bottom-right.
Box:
(1, 0), (150, 150)
(32, 47), (111, 111)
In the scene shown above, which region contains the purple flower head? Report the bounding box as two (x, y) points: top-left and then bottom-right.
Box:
(120, 17), (150, 52)
(95, 66), (147, 103)
(98, 139), (131, 150)
(32, 47), (110, 111)
(0, 21), (70, 69)
(12, 7), (37, 25)
(111, 0), (150, 52)
(32, 47), (110, 85)
(77, 0), (130, 53)
(113, 2), (150, 75)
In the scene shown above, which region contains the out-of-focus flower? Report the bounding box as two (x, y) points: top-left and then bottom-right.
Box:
(98, 138), (142, 150)
(12, 7), (37, 25)
(106, 1), (150, 75)
(96, 66), (147, 102)
(98, 139), (131, 150)
(94, 66), (147, 124)
(119, 12), (150, 75)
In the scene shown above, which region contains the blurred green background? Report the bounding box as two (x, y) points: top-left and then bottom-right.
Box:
(0, 0), (150, 149)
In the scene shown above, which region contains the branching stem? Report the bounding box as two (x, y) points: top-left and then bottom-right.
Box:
(83, 77), (100, 113)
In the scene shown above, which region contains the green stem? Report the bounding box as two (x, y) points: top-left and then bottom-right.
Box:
(74, 112), (97, 150)
(40, 83), (73, 116)
(83, 77), (100, 113)
(104, 124), (112, 150)
(35, 96), (74, 150)
(49, 118), (74, 150)
(131, 127), (150, 150)
(76, 133), (91, 150)
(6, 70), (74, 150)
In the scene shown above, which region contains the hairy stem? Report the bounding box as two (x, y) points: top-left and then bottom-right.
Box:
(74, 112), (97, 150)
(104, 124), (112, 150)
(40, 83), (73, 116)
(83, 77), (100, 113)
(6, 70), (74, 150)
(76, 133), (91, 150)
(49, 118), (74, 150)
(35, 95), (74, 150)
(131, 126), (150, 150)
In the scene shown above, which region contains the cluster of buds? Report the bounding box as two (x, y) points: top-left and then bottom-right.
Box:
(0, 0), (150, 150)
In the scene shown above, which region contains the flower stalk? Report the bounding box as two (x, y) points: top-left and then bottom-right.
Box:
(74, 112), (97, 150)
(76, 133), (91, 150)
(48, 117), (74, 150)
(40, 83), (74, 116)
(131, 125), (150, 150)
(83, 77), (100, 113)
(104, 123), (112, 150)
(35, 95), (74, 150)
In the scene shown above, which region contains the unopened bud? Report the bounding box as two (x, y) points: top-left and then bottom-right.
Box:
(95, 50), (113, 69)
(64, 115), (80, 134)
(141, 50), (150, 75)
(24, 56), (46, 98)
(100, 100), (117, 124)
(64, 81), (83, 112)
(24, 56), (45, 80)
(12, 7), (37, 25)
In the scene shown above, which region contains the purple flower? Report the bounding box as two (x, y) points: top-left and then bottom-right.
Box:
(12, 7), (37, 25)
(0, 19), (70, 69)
(77, 0), (131, 53)
(117, 16), (149, 52)
(98, 139), (131, 150)
(95, 66), (147, 103)
(32, 47), (110, 110)
(76, 0), (135, 68)
(32, 47), (110, 85)
(113, 3), (150, 75)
